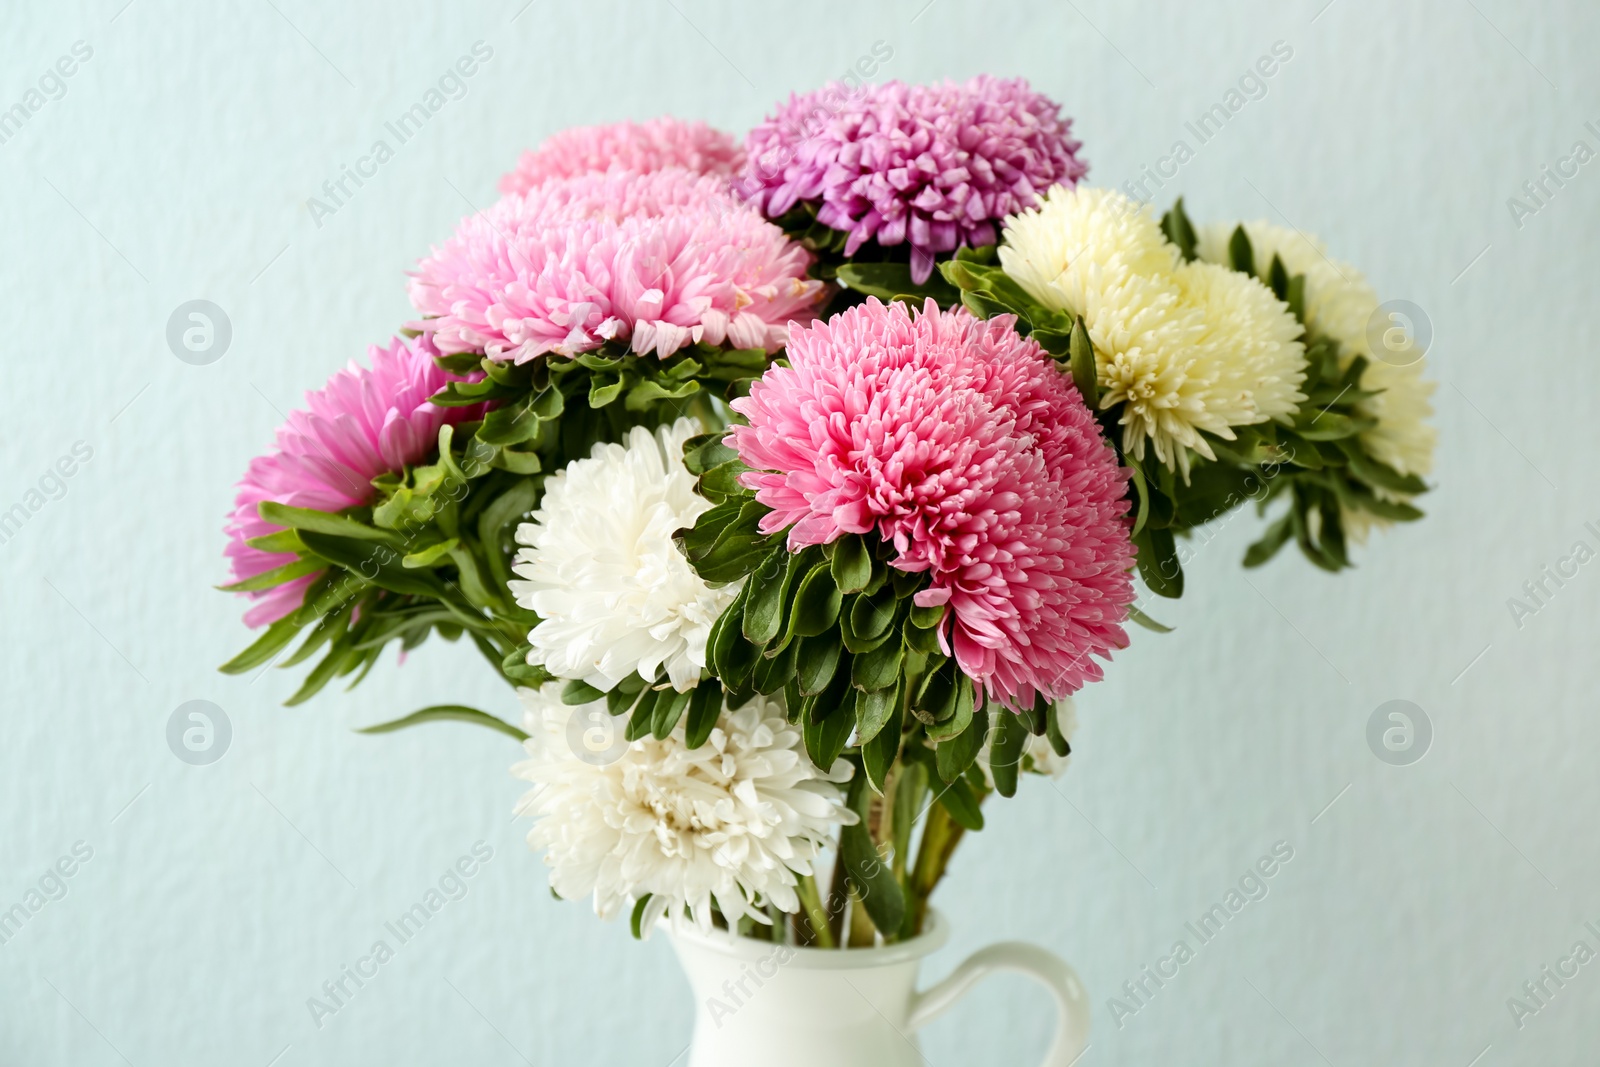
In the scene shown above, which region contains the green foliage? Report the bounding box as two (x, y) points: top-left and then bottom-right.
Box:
(221, 340), (775, 704)
(355, 704), (528, 742)
(839, 772), (906, 934)
(768, 201), (984, 312)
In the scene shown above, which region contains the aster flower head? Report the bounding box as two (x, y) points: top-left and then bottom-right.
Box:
(729, 298), (1135, 709)
(410, 167), (824, 362)
(1001, 186), (1307, 475)
(513, 682), (856, 934)
(1194, 219), (1436, 494)
(510, 419), (738, 692)
(499, 117), (744, 197)
(743, 76), (1087, 283)
(224, 336), (480, 626)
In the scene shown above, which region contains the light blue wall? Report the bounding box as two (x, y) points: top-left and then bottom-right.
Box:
(2, 1), (1596, 1063)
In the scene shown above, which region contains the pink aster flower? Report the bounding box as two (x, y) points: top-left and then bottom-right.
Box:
(729, 299), (1133, 709)
(499, 117), (744, 197)
(742, 76), (1088, 283)
(224, 336), (482, 627)
(409, 167), (824, 362)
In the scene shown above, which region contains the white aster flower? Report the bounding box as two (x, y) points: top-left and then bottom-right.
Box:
(1195, 221), (1436, 537)
(512, 683), (856, 935)
(509, 417), (738, 692)
(1000, 187), (1305, 475)
(977, 698), (1076, 788)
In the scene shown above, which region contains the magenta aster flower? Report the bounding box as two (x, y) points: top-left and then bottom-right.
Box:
(742, 76), (1087, 283)
(409, 167), (824, 362)
(729, 299), (1133, 709)
(224, 336), (482, 627)
(499, 117), (744, 197)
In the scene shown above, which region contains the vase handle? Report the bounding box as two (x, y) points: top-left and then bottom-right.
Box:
(906, 941), (1090, 1065)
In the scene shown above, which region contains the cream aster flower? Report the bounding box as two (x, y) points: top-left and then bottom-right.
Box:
(510, 418), (738, 692)
(977, 698), (1076, 788)
(1000, 187), (1305, 475)
(513, 683), (856, 935)
(1195, 221), (1436, 536)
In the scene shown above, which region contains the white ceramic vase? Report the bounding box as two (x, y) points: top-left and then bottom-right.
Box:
(668, 912), (1090, 1067)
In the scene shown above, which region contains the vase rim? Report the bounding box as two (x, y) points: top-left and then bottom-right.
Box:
(666, 909), (951, 969)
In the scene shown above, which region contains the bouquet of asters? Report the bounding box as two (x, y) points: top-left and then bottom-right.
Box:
(218, 75), (1433, 949)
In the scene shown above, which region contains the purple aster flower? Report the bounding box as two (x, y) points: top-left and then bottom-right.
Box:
(741, 76), (1088, 283)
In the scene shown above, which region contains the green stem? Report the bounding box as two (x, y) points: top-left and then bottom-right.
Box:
(795, 873), (834, 949)
(909, 796), (976, 936)
(825, 843), (850, 946)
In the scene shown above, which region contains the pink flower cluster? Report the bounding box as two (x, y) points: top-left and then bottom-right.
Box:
(742, 76), (1087, 283)
(729, 299), (1133, 709)
(498, 117), (744, 197)
(409, 167), (824, 362)
(224, 336), (482, 627)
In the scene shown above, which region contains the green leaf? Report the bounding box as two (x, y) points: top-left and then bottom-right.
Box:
(839, 775), (906, 933)
(1160, 197), (1198, 262)
(935, 776), (985, 831)
(847, 588), (898, 643)
(1293, 410), (1375, 441)
(1286, 273), (1306, 322)
(742, 545), (794, 646)
(355, 704), (528, 742)
(630, 894), (653, 940)
(402, 538), (459, 569)
(1228, 224), (1254, 275)
(988, 709), (1028, 798)
(477, 396), (543, 446)
(1338, 441), (1428, 495)
(626, 688), (661, 742)
(216, 556), (323, 592)
(1126, 463), (1152, 537)
(851, 637), (904, 692)
(1046, 702), (1072, 757)
(258, 502), (400, 544)
(218, 614), (307, 674)
(625, 378), (699, 412)
(791, 563), (842, 637)
(588, 372), (624, 408)
(297, 530), (449, 600)
(684, 680), (723, 749)
(861, 682), (902, 792)
(1127, 603), (1174, 633)
(795, 632), (845, 697)
(682, 433), (740, 476)
(935, 705), (989, 783)
(562, 680), (605, 705)
(1134, 526), (1184, 598)
(491, 447), (542, 475)
(285, 640), (364, 706)
(651, 686), (692, 739)
(1265, 254), (1289, 302)
(926, 674), (975, 743)
(803, 688), (856, 770)
(752, 635), (800, 695)
(835, 261), (961, 309)
(696, 459), (750, 503)
(243, 528), (305, 553)
(829, 535), (873, 594)
(1243, 513), (1295, 568)
(1068, 316), (1099, 407)
(911, 660), (959, 727)
(855, 672), (901, 746)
